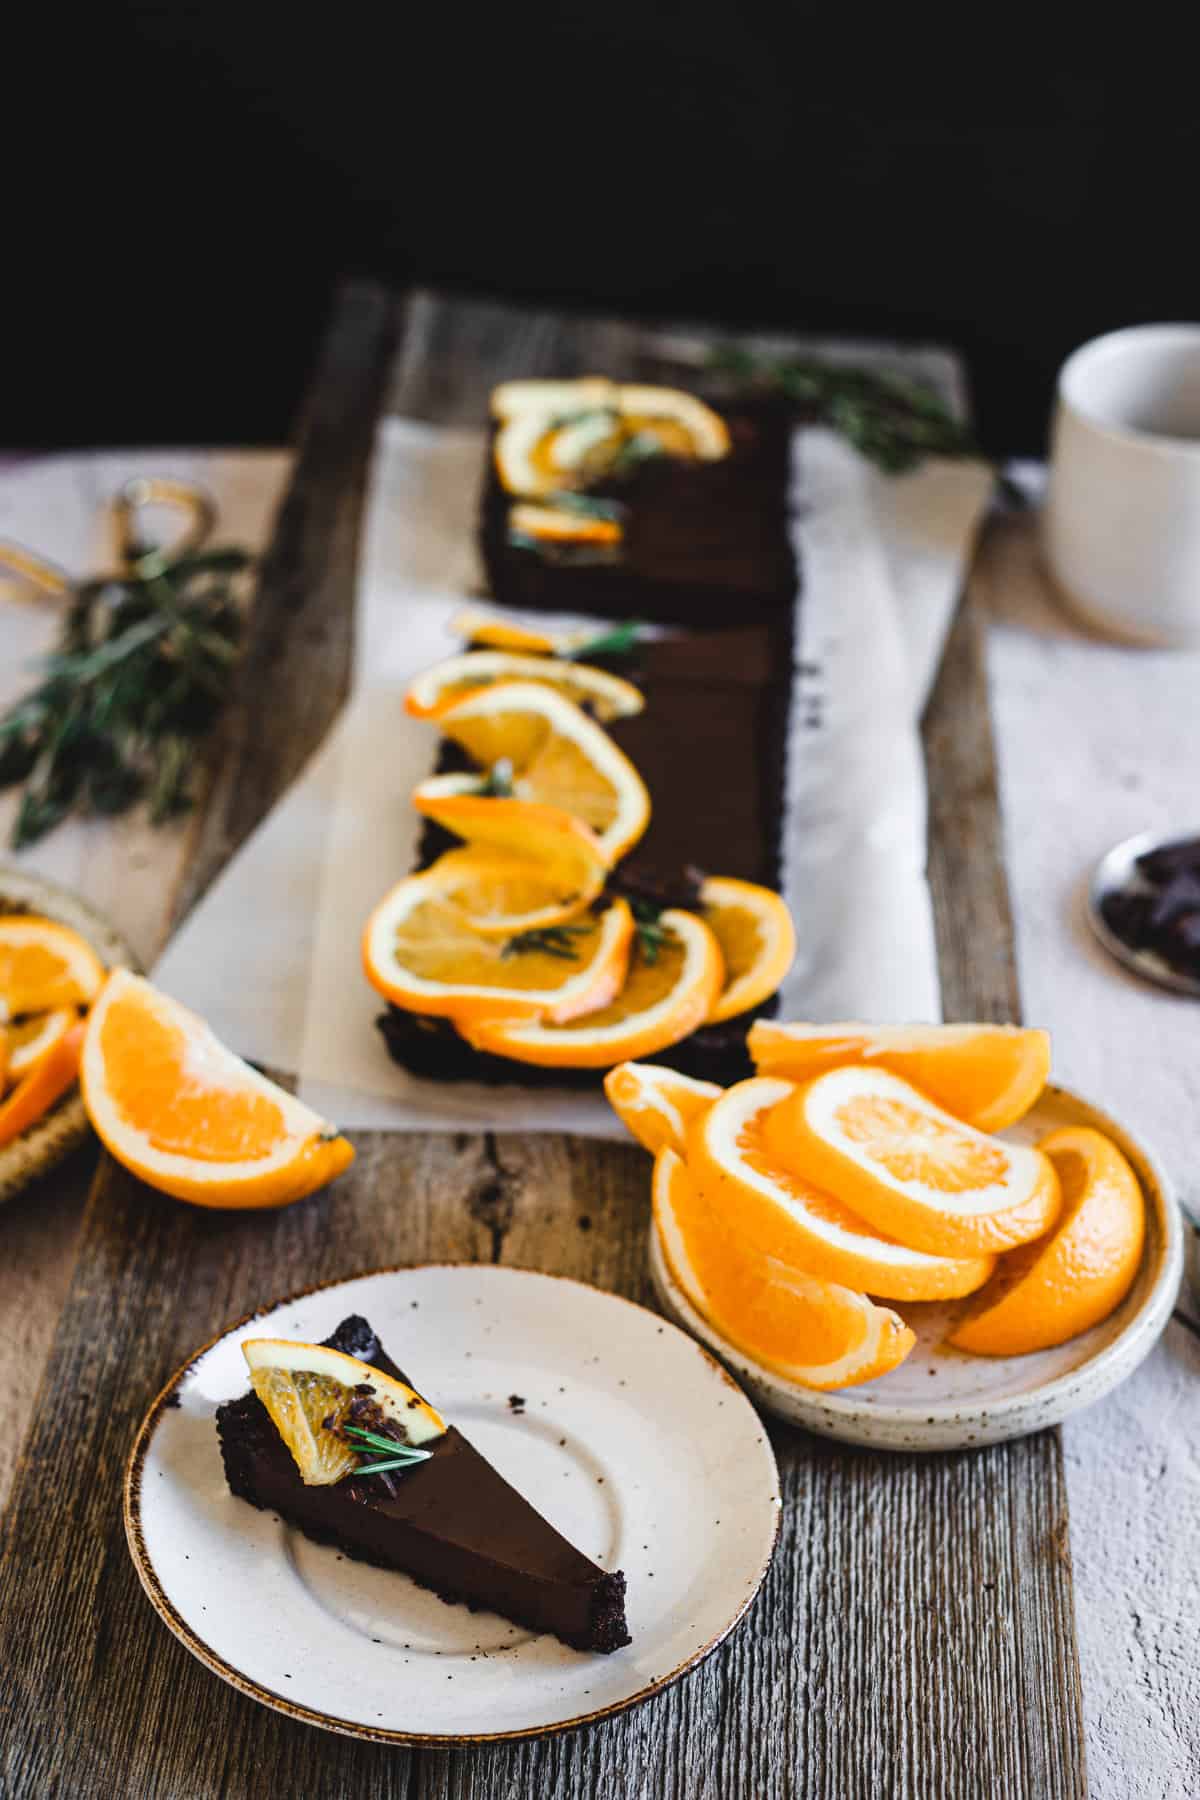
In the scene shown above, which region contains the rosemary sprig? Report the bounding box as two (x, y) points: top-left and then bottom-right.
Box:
(708, 346), (980, 475)
(477, 757), (515, 797)
(343, 1423), (433, 1478)
(502, 924), (590, 961)
(566, 620), (641, 662)
(0, 540), (249, 847)
(631, 898), (678, 966)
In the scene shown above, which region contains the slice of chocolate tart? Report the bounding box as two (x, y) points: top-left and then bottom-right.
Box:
(216, 1313), (631, 1655)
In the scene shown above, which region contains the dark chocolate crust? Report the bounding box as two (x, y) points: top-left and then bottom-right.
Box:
(217, 1315), (631, 1655)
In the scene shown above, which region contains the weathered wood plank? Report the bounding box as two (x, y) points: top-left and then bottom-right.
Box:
(0, 285), (1086, 1799)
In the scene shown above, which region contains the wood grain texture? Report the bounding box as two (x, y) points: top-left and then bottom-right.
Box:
(0, 285), (1086, 1798)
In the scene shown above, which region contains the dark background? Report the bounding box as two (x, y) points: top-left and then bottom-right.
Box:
(8, 7), (1197, 455)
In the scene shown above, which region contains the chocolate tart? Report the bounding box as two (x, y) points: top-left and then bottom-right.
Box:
(217, 1314), (631, 1655)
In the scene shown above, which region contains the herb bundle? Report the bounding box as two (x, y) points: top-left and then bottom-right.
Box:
(0, 538), (250, 848)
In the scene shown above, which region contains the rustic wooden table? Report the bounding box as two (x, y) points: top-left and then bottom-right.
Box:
(0, 286), (1090, 1798)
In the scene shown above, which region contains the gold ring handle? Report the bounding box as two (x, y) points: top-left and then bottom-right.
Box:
(113, 477), (216, 571)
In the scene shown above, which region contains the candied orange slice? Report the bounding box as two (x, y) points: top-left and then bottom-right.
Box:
(460, 908), (723, 1068)
(81, 971), (354, 1209)
(949, 1126), (1145, 1356)
(699, 877), (796, 1024)
(405, 650), (642, 725)
(687, 1077), (994, 1300)
(765, 1067), (1061, 1257)
(653, 1148), (915, 1390)
(747, 1020), (1051, 1132)
(603, 1060), (722, 1156)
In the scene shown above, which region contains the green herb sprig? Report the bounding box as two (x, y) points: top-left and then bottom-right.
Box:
(631, 899), (678, 966)
(567, 620), (641, 662)
(344, 1424), (433, 1478)
(502, 923), (590, 961)
(708, 346), (979, 475)
(0, 541), (250, 847)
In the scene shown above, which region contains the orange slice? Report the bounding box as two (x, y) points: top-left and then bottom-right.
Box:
(748, 1020), (1052, 1132)
(416, 681), (650, 863)
(0, 1026), (7, 1095)
(460, 908), (723, 1068)
(405, 650), (643, 725)
(949, 1126), (1145, 1356)
(617, 385), (731, 461)
(700, 877), (796, 1024)
(242, 1338), (446, 1485)
(450, 610), (561, 655)
(765, 1067), (1061, 1257)
(653, 1148), (915, 1390)
(0, 1019), (84, 1148)
(491, 380), (729, 496)
(603, 1059), (722, 1155)
(411, 786), (611, 898)
(0, 915), (105, 1021)
(381, 845), (602, 940)
(4, 1006), (78, 1086)
(80, 971), (354, 1209)
(363, 878), (633, 1024)
(509, 502), (624, 547)
(687, 1076), (995, 1300)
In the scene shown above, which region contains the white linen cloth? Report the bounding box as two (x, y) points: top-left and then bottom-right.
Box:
(152, 415), (992, 1131)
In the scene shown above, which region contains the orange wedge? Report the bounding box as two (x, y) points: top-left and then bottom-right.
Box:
(687, 1076), (995, 1300)
(949, 1126), (1145, 1356)
(0, 1019), (84, 1148)
(653, 1148), (915, 1390)
(364, 877), (633, 1024)
(4, 1006), (78, 1086)
(80, 971), (354, 1209)
(405, 650), (642, 725)
(0, 915), (105, 1021)
(765, 1067), (1061, 1257)
(420, 682), (650, 864)
(748, 1020), (1052, 1132)
(460, 908), (723, 1068)
(603, 1060), (722, 1156)
(700, 877), (796, 1024)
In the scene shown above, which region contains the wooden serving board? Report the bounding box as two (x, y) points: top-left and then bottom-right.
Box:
(0, 285), (1087, 1799)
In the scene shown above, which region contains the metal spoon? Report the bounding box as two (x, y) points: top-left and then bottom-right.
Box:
(1088, 828), (1200, 999)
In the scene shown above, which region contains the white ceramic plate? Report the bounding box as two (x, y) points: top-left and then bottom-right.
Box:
(650, 1083), (1184, 1452)
(125, 1265), (781, 1743)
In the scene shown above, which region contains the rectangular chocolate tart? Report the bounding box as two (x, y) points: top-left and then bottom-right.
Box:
(217, 1314), (631, 1655)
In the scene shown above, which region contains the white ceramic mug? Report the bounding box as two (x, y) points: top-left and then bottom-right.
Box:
(1044, 323), (1200, 646)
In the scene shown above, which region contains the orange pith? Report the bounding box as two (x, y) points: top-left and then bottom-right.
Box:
(688, 1077), (996, 1301)
(652, 1148), (915, 1389)
(98, 993), (284, 1162)
(747, 1021), (1051, 1132)
(764, 1068), (1062, 1257)
(834, 1096), (1010, 1193)
(948, 1126), (1146, 1356)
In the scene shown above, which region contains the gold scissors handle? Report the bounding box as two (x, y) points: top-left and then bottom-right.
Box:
(112, 477), (216, 571)
(0, 540), (71, 600)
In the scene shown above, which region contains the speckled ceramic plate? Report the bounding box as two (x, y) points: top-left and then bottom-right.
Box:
(650, 1083), (1184, 1452)
(125, 1265), (782, 1743)
(0, 866), (137, 1205)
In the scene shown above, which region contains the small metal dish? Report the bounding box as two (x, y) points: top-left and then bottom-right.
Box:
(1088, 828), (1200, 999)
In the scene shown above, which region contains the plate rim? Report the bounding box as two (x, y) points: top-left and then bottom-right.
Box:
(649, 1080), (1185, 1449)
(124, 1260), (783, 1746)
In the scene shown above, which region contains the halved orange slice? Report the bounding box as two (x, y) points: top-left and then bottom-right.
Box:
(460, 908), (723, 1068)
(0, 1019), (84, 1148)
(405, 650), (643, 725)
(949, 1126), (1145, 1356)
(449, 610), (561, 655)
(700, 877), (796, 1024)
(416, 681), (650, 864)
(509, 502), (624, 548)
(363, 880), (633, 1024)
(242, 1338), (446, 1486)
(748, 1020), (1052, 1132)
(617, 385), (731, 461)
(382, 844), (602, 940)
(412, 786), (611, 898)
(653, 1148), (915, 1390)
(0, 915), (105, 1021)
(491, 379), (729, 496)
(4, 1006), (78, 1085)
(687, 1077), (995, 1300)
(765, 1067), (1061, 1257)
(80, 971), (355, 1209)
(603, 1059), (722, 1156)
